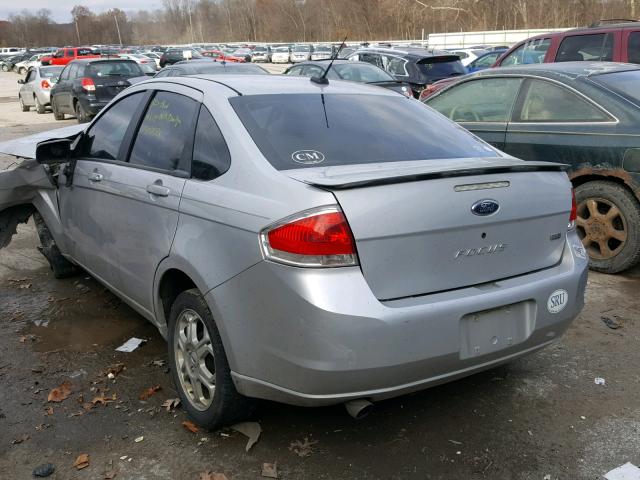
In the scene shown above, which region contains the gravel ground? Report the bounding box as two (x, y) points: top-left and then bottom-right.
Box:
(0, 70), (639, 480)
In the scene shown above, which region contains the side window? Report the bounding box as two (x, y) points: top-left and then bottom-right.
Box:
(154, 69), (172, 78)
(427, 78), (523, 122)
(360, 53), (383, 69)
(556, 33), (614, 62)
(68, 63), (79, 79)
(129, 92), (199, 172)
(286, 66), (303, 76)
(628, 32), (640, 63)
(501, 38), (550, 66)
(303, 65), (324, 77)
(25, 70), (34, 83)
(516, 80), (611, 122)
(83, 92), (145, 160)
(59, 65), (71, 81)
(473, 52), (499, 68)
(387, 56), (408, 76)
(64, 49), (73, 58)
(191, 107), (231, 180)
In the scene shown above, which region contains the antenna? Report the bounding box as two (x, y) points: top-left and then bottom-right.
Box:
(311, 35), (348, 85)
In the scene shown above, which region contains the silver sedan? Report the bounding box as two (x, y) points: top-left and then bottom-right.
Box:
(18, 66), (64, 114)
(0, 75), (588, 429)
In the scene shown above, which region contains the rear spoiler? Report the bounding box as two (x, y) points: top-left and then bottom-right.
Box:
(286, 160), (569, 190)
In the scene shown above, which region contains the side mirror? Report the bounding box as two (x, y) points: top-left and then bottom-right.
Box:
(17, 79), (24, 84)
(36, 138), (72, 165)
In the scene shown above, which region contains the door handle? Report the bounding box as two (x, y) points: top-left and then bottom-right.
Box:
(146, 184), (170, 197)
(88, 172), (103, 182)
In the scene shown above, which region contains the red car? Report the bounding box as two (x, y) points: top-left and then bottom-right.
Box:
(40, 47), (101, 66)
(201, 50), (245, 63)
(495, 20), (640, 67)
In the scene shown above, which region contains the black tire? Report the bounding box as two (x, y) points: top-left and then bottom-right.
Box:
(1, 64), (8, 72)
(168, 289), (255, 430)
(35, 96), (46, 114)
(33, 212), (79, 279)
(575, 180), (640, 273)
(51, 97), (64, 120)
(19, 95), (30, 112)
(75, 100), (90, 124)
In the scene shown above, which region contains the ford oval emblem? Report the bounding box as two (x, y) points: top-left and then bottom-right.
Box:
(471, 199), (500, 216)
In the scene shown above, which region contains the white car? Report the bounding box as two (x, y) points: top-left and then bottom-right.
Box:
(291, 44), (312, 63)
(117, 53), (158, 74)
(271, 47), (291, 63)
(450, 48), (488, 67)
(311, 45), (333, 60)
(142, 52), (162, 69)
(14, 53), (48, 75)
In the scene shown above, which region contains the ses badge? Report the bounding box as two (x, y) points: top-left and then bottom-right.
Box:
(547, 289), (569, 314)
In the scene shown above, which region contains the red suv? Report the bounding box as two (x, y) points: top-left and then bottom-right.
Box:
(495, 21), (640, 67)
(41, 47), (101, 66)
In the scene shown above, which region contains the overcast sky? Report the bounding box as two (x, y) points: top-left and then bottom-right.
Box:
(0, 0), (162, 22)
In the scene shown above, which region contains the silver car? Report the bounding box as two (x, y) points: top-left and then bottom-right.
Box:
(0, 75), (588, 429)
(18, 66), (64, 114)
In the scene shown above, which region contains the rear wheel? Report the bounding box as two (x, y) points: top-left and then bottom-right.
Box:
(51, 97), (64, 120)
(1, 64), (8, 72)
(34, 95), (46, 114)
(33, 212), (79, 279)
(168, 289), (255, 430)
(75, 100), (90, 123)
(19, 95), (30, 112)
(575, 180), (640, 273)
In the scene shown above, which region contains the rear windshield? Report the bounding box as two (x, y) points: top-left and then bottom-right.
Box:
(40, 66), (63, 78)
(294, 45), (311, 52)
(333, 64), (392, 82)
(86, 61), (144, 77)
(417, 57), (466, 78)
(230, 94), (498, 170)
(592, 70), (640, 104)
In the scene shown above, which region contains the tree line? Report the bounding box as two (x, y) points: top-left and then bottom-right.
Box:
(0, 0), (637, 47)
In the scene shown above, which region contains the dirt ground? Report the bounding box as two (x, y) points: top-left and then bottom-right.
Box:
(1, 70), (639, 480)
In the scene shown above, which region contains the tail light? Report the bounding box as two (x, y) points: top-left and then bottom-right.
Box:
(260, 206), (358, 268)
(40, 79), (51, 89)
(81, 77), (95, 91)
(569, 189), (577, 229)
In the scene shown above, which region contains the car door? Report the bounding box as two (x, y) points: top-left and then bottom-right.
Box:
(106, 86), (200, 312)
(21, 69), (35, 105)
(58, 91), (149, 290)
(425, 77), (523, 150)
(504, 78), (618, 167)
(57, 63), (78, 113)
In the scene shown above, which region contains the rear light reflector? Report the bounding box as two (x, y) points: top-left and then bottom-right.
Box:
(81, 77), (95, 91)
(569, 189), (577, 229)
(40, 79), (51, 89)
(260, 207), (358, 267)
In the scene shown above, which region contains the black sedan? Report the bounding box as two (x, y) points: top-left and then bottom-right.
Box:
(284, 60), (412, 97)
(424, 62), (640, 273)
(51, 58), (146, 123)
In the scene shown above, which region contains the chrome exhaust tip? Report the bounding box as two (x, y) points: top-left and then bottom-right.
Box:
(344, 399), (373, 420)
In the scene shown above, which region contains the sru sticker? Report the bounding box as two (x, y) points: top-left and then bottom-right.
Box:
(547, 289), (569, 314)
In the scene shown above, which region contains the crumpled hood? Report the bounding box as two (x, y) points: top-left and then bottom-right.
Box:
(0, 124), (85, 159)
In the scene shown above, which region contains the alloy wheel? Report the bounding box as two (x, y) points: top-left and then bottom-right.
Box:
(576, 197), (627, 260)
(173, 309), (216, 411)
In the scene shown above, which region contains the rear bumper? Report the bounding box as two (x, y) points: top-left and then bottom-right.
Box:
(77, 96), (108, 116)
(206, 231), (588, 407)
(36, 90), (51, 105)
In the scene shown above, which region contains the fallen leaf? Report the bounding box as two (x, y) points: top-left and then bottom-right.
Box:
(105, 363), (125, 377)
(92, 393), (117, 406)
(231, 422), (261, 452)
(182, 420), (199, 433)
(139, 385), (161, 401)
(198, 472), (229, 480)
(134, 436), (144, 443)
(44, 407), (53, 416)
(104, 469), (117, 479)
(11, 434), (30, 445)
(47, 381), (72, 403)
(161, 398), (180, 412)
(73, 453), (90, 470)
(289, 437), (318, 457)
(262, 462), (278, 478)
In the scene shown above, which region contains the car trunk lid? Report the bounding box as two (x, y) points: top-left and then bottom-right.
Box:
(92, 76), (132, 102)
(286, 158), (571, 300)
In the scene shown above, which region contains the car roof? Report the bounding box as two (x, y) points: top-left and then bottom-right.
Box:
(355, 46), (456, 58)
(471, 61), (640, 80)
(70, 58), (135, 64)
(147, 74), (399, 97)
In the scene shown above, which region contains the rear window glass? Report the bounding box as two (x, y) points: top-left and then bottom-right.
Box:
(86, 61), (144, 77)
(40, 67), (63, 78)
(230, 94), (498, 170)
(417, 57), (466, 78)
(333, 64), (392, 82)
(556, 33), (614, 62)
(592, 70), (640, 104)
